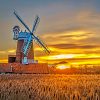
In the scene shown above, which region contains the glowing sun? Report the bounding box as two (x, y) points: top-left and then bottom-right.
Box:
(56, 64), (70, 69)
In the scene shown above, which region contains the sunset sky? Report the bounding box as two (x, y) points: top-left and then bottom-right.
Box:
(0, 0), (100, 65)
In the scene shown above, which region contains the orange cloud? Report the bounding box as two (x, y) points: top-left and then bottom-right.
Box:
(0, 59), (8, 63)
(0, 51), (6, 54)
(8, 49), (16, 53)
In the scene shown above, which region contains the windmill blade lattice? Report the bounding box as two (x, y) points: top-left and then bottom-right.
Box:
(22, 36), (33, 56)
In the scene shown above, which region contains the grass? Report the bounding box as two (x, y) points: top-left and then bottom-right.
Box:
(0, 74), (100, 100)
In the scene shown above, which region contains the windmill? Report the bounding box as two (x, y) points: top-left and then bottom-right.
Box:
(13, 11), (50, 64)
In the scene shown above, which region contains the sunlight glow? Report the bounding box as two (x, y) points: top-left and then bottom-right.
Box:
(56, 64), (70, 69)
(70, 31), (87, 35)
(40, 54), (75, 60)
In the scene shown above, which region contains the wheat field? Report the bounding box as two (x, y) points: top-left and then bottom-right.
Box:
(0, 74), (100, 100)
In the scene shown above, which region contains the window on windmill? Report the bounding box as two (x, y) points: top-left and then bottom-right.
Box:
(15, 31), (18, 34)
(13, 26), (20, 40)
(13, 31), (19, 40)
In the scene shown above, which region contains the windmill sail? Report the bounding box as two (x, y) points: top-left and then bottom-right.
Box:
(22, 35), (33, 56)
(32, 16), (40, 33)
(33, 36), (50, 54)
(14, 11), (31, 33)
(14, 10), (50, 58)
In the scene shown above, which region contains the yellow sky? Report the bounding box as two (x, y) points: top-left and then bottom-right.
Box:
(1, 30), (100, 65)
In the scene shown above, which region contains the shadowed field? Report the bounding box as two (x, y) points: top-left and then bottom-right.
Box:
(0, 74), (100, 100)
